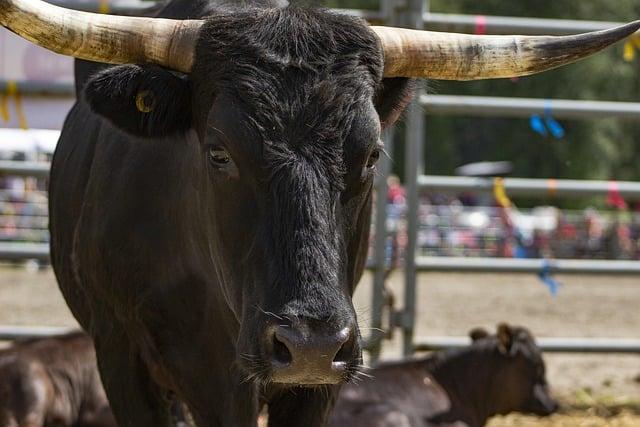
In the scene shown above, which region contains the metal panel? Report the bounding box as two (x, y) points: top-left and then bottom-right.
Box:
(0, 325), (76, 341)
(415, 256), (640, 275)
(0, 243), (50, 261)
(0, 80), (74, 97)
(368, 127), (395, 361)
(0, 161), (51, 178)
(414, 336), (640, 354)
(424, 13), (630, 36)
(418, 175), (640, 200)
(399, 0), (427, 357)
(421, 95), (640, 120)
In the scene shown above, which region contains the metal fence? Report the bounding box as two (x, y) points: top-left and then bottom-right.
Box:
(1, 0), (639, 354)
(366, 0), (640, 359)
(367, 174), (640, 357)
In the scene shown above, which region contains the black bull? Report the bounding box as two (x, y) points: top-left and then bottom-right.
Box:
(48, 0), (412, 425)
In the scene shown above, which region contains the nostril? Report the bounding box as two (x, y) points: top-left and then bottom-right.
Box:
(332, 329), (354, 364)
(272, 334), (292, 366)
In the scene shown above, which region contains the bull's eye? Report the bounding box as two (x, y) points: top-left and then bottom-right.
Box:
(366, 148), (381, 169)
(208, 146), (231, 166)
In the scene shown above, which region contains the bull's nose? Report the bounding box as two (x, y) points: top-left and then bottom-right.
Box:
(267, 322), (357, 384)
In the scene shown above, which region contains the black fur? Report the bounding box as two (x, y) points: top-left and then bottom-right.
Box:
(375, 77), (416, 129)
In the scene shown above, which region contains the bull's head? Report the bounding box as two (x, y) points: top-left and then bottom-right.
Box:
(1, 0), (638, 386)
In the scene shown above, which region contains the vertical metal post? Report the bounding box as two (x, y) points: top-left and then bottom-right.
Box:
(369, 127), (394, 361)
(401, 0), (427, 356)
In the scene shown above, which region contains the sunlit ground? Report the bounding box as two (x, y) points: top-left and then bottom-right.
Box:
(1, 265), (638, 425)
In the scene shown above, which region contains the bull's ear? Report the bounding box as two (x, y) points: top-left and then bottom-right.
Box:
(374, 78), (416, 130)
(84, 64), (192, 137)
(497, 323), (515, 354)
(469, 327), (490, 342)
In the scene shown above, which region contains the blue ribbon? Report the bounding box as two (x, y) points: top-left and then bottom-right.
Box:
(544, 102), (565, 139)
(537, 259), (562, 297)
(530, 115), (547, 136)
(530, 101), (565, 139)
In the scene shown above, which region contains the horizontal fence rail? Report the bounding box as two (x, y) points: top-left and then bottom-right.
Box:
(418, 175), (640, 200)
(0, 325), (76, 341)
(421, 95), (640, 120)
(413, 336), (640, 354)
(424, 13), (630, 35)
(0, 161), (51, 178)
(0, 243), (50, 261)
(0, 81), (74, 97)
(415, 257), (640, 274)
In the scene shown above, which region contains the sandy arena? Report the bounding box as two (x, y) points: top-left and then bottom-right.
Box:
(0, 266), (638, 425)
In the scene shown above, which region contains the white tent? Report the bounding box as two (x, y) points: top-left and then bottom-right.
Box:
(0, 128), (60, 157)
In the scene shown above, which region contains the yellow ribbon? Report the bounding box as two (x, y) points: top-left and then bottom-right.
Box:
(493, 177), (511, 208)
(98, 0), (110, 14)
(2, 81), (29, 129)
(0, 93), (8, 122)
(623, 35), (640, 62)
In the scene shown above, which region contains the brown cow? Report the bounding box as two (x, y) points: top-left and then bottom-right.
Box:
(331, 324), (558, 427)
(0, 332), (115, 427)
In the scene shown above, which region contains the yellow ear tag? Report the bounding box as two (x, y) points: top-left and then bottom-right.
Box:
(135, 90), (154, 113)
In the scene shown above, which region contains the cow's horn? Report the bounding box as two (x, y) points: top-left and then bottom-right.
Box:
(0, 0), (203, 73)
(372, 21), (640, 80)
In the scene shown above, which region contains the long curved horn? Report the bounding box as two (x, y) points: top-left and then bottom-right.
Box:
(372, 21), (640, 80)
(0, 0), (203, 73)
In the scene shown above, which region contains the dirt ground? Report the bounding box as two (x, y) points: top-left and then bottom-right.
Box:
(0, 265), (638, 425)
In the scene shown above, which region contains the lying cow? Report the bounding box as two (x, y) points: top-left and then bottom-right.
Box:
(0, 332), (116, 427)
(331, 324), (558, 427)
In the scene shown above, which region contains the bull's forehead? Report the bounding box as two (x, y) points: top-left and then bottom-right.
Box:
(238, 71), (375, 145)
(192, 6), (384, 145)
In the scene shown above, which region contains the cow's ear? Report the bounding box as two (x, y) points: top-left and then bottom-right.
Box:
(497, 323), (515, 354)
(469, 327), (490, 342)
(374, 78), (416, 130)
(84, 64), (192, 137)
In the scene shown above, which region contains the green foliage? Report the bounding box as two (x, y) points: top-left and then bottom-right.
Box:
(425, 0), (640, 187)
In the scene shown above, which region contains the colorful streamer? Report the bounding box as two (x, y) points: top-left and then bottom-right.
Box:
(1, 81), (28, 129)
(606, 181), (628, 210)
(538, 259), (561, 297)
(99, 0), (110, 14)
(530, 101), (564, 139)
(474, 15), (487, 35)
(493, 177), (512, 209)
(623, 35), (640, 62)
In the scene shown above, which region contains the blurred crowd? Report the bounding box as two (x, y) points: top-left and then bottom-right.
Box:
(0, 151), (50, 244)
(376, 176), (640, 261)
(1, 165), (640, 261)
(0, 178), (49, 244)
